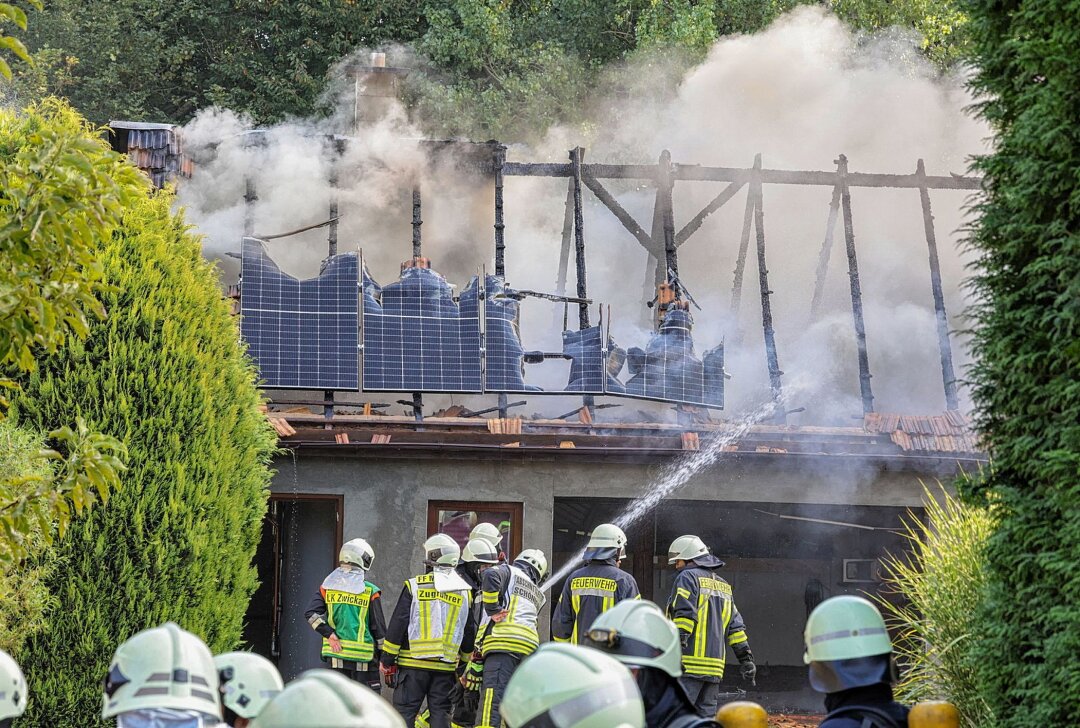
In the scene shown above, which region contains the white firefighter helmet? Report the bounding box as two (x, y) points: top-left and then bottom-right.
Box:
(249, 669), (405, 728)
(462, 538), (500, 565)
(102, 622), (222, 719)
(667, 535), (710, 565)
(0, 649), (27, 720)
(502, 643), (644, 728)
(469, 522), (502, 550)
(424, 533), (461, 568)
(214, 651), (284, 719)
(338, 538), (375, 570)
(515, 549), (548, 580)
(584, 523), (628, 561)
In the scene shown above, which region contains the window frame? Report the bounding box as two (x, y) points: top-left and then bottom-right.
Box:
(427, 500), (524, 557)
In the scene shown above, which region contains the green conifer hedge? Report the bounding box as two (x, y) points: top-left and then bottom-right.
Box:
(12, 191), (276, 724)
(960, 0), (1080, 723)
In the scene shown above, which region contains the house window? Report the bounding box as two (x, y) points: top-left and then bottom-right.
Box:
(427, 501), (524, 558)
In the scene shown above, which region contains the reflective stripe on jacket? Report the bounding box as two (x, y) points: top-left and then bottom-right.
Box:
(318, 568), (380, 663)
(551, 560), (640, 643)
(383, 569), (475, 672)
(479, 564), (546, 656)
(665, 566), (749, 680)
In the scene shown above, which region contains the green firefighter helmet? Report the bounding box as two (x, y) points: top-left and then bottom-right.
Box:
(584, 599), (682, 678)
(339, 537), (375, 570)
(502, 644), (644, 728)
(0, 649), (27, 720)
(584, 523), (627, 561)
(804, 595), (894, 693)
(462, 538), (499, 565)
(470, 522), (502, 550)
(250, 669), (405, 728)
(667, 535), (709, 565)
(102, 622), (222, 719)
(515, 549), (548, 580)
(424, 533), (461, 567)
(214, 651), (284, 719)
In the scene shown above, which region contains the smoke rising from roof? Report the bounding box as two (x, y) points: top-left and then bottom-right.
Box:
(178, 7), (987, 424)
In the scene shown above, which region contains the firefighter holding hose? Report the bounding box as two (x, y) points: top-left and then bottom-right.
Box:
(665, 535), (757, 718)
(552, 523), (641, 644)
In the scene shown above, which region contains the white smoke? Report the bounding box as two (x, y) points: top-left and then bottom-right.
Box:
(177, 7), (987, 423)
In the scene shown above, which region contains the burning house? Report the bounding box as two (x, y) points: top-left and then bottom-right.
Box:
(113, 53), (987, 712)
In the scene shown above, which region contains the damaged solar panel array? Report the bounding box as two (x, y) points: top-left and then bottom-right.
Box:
(240, 239), (723, 407)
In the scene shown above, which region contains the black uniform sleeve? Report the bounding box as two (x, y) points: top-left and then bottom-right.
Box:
(381, 582), (413, 667)
(459, 590), (478, 658)
(551, 576), (576, 642)
(368, 588), (387, 652)
(481, 564), (510, 616)
(305, 590), (335, 639)
(667, 569), (699, 653)
(726, 596), (752, 660)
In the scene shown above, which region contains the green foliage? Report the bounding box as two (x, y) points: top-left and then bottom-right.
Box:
(0, 1), (40, 81)
(0, 99), (144, 563)
(879, 486), (995, 727)
(958, 0), (1080, 723)
(828, 0), (969, 67)
(12, 191), (276, 724)
(634, 0), (718, 58)
(0, 420), (56, 656)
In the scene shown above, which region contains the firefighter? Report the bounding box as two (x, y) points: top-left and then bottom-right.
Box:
(102, 622), (223, 726)
(665, 535), (756, 717)
(305, 537), (387, 692)
(381, 534), (477, 728)
(585, 599), (719, 728)
(250, 669), (406, 728)
(467, 548), (548, 728)
(469, 522), (505, 561)
(805, 596), (909, 728)
(417, 537), (501, 728)
(215, 651), (284, 728)
(501, 643), (645, 728)
(0, 650), (26, 728)
(552, 523), (640, 643)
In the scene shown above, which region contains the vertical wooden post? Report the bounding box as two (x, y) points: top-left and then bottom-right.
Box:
(751, 154), (785, 421)
(837, 154), (875, 414)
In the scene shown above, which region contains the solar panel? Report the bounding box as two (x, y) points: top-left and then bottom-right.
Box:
(239, 237), (360, 390)
(618, 309), (724, 408)
(361, 266), (483, 392)
(484, 276), (537, 392)
(562, 326), (608, 394)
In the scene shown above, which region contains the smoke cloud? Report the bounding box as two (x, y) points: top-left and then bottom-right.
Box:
(178, 7), (987, 423)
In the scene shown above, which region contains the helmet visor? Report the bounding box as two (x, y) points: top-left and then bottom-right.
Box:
(807, 655), (892, 693)
(517, 676), (639, 728)
(117, 708), (219, 728)
(583, 628), (664, 663)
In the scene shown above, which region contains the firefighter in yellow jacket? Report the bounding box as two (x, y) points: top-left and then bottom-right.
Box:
(381, 534), (477, 728)
(306, 538), (387, 692)
(665, 535), (756, 717)
(467, 548), (547, 728)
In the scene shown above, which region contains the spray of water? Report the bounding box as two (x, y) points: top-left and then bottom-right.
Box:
(542, 394), (789, 590)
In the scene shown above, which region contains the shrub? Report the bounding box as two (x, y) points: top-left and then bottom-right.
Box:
(0, 421), (56, 656)
(958, 0), (1080, 723)
(880, 485), (995, 727)
(12, 190), (276, 724)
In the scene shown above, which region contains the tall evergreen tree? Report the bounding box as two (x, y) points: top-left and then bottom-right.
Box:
(12, 191), (276, 725)
(960, 0), (1080, 724)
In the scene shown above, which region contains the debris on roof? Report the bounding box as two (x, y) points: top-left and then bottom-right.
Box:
(863, 411), (979, 454)
(109, 121), (193, 188)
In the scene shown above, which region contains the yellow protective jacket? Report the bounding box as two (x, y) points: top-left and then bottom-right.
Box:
(665, 564), (750, 681)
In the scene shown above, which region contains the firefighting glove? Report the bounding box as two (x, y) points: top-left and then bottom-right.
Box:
(380, 663), (398, 688)
(463, 687), (480, 715)
(679, 631), (692, 650)
(737, 649), (757, 687)
(462, 661), (484, 692)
